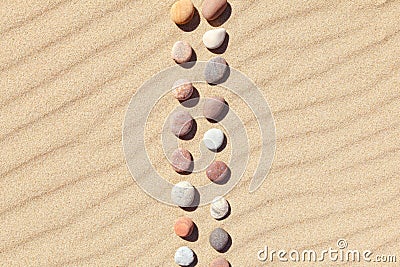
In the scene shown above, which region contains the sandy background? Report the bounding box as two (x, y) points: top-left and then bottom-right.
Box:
(1, 0), (400, 266)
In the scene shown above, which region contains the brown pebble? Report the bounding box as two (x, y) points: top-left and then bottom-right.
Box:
(210, 257), (230, 267)
(206, 161), (229, 183)
(170, 0), (195, 25)
(171, 148), (192, 173)
(203, 96), (226, 121)
(174, 216), (194, 237)
(172, 41), (193, 64)
(172, 79), (193, 101)
(170, 110), (193, 137)
(202, 0), (227, 21)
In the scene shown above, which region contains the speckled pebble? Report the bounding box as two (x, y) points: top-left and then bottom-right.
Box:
(170, 0), (195, 25)
(171, 181), (195, 207)
(170, 110), (193, 137)
(203, 128), (224, 150)
(209, 227), (229, 252)
(172, 41), (193, 64)
(210, 196), (229, 219)
(210, 257), (230, 267)
(174, 216), (194, 237)
(204, 56), (228, 84)
(170, 148), (192, 173)
(202, 0), (227, 21)
(203, 28), (226, 49)
(172, 79), (193, 101)
(203, 96), (226, 121)
(206, 161), (229, 183)
(174, 246), (195, 266)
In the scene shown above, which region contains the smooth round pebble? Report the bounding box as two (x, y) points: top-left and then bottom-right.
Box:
(172, 79), (193, 101)
(202, 0), (227, 21)
(203, 28), (226, 49)
(203, 96), (226, 121)
(210, 257), (230, 267)
(209, 228), (229, 252)
(174, 216), (194, 237)
(210, 196), (229, 219)
(203, 128), (224, 150)
(206, 161), (229, 183)
(170, 0), (195, 25)
(170, 148), (192, 173)
(204, 56), (228, 84)
(172, 41), (193, 64)
(170, 110), (193, 137)
(174, 246), (195, 266)
(171, 181), (195, 207)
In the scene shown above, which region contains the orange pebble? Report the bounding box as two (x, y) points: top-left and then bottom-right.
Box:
(210, 257), (230, 267)
(174, 216), (194, 237)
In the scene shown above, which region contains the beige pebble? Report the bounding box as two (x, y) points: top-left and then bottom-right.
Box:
(172, 79), (193, 101)
(170, 0), (195, 25)
(172, 41), (193, 64)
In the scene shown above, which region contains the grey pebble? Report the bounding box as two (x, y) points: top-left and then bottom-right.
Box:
(170, 110), (193, 137)
(204, 56), (228, 84)
(209, 227), (229, 252)
(171, 181), (195, 207)
(203, 96), (226, 121)
(174, 246), (195, 266)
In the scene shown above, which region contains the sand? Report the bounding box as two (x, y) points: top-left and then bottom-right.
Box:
(0, 0), (399, 266)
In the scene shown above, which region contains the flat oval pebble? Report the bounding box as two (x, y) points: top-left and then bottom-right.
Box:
(209, 227), (229, 252)
(203, 96), (226, 121)
(202, 0), (227, 21)
(210, 196), (229, 219)
(203, 28), (226, 49)
(171, 181), (195, 207)
(170, 0), (195, 25)
(204, 56), (228, 84)
(174, 216), (194, 237)
(206, 161), (229, 183)
(172, 79), (193, 101)
(203, 128), (224, 150)
(174, 246), (195, 266)
(170, 110), (193, 137)
(170, 148), (192, 173)
(210, 257), (230, 267)
(172, 41), (193, 64)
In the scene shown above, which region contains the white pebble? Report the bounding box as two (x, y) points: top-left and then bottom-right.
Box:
(174, 246), (195, 266)
(171, 181), (195, 207)
(203, 128), (224, 150)
(202, 28), (226, 49)
(210, 196), (229, 219)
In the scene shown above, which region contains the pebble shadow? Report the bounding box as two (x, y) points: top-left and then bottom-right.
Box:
(180, 89), (200, 108)
(182, 223), (199, 242)
(208, 3), (232, 27)
(177, 8), (200, 32)
(187, 251), (198, 267)
(219, 233), (232, 253)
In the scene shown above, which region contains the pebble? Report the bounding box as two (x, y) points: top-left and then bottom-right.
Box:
(204, 56), (228, 84)
(203, 28), (227, 49)
(203, 96), (226, 121)
(209, 228), (229, 252)
(172, 41), (193, 64)
(170, 0), (195, 25)
(171, 181), (195, 207)
(170, 148), (192, 173)
(203, 128), (224, 150)
(206, 161), (229, 183)
(174, 246), (195, 266)
(174, 216), (194, 237)
(201, 0), (227, 21)
(210, 196), (229, 219)
(172, 79), (193, 101)
(170, 110), (193, 137)
(210, 257), (230, 267)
